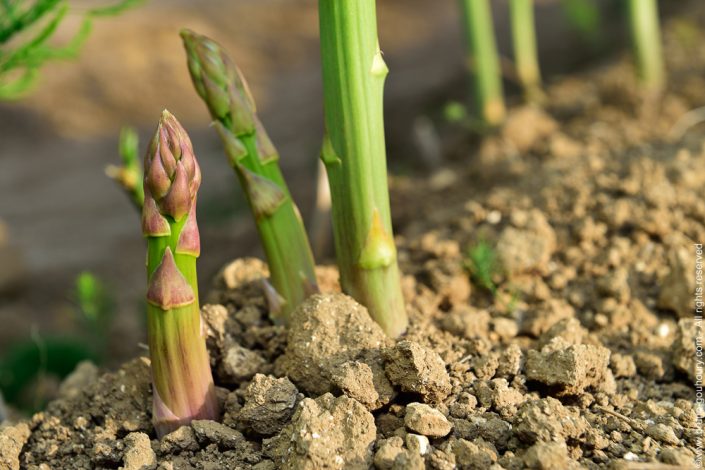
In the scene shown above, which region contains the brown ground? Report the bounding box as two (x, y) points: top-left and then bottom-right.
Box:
(1, 1), (705, 469)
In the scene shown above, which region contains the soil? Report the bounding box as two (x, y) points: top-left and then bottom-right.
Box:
(2, 2), (705, 470)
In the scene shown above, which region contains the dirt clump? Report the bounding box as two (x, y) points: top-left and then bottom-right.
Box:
(236, 374), (299, 436)
(447, 438), (498, 469)
(405, 433), (431, 456)
(404, 402), (453, 438)
(122, 432), (156, 470)
(56, 361), (99, 400)
(537, 317), (586, 348)
(520, 299), (575, 337)
(159, 426), (199, 453)
(658, 245), (696, 318)
(190, 420), (245, 450)
(514, 397), (588, 444)
(441, 307), (491, 340)
(0, 422), (30, 470)
(384, 340), (452, 403)
(263, 393), (376, 469)
(276, 294), (392, 401)
(522, 441), (578, 470)
(331, 361), (382, 410)
(525, 338), (615, 395)
(502, 106), (558, 153)
(672, 319), (698, 382)
(218, 343), (268, 383)
(496, 209), (556, 275)
(374, 437), (405, 470)
(610, 353), (638, 378)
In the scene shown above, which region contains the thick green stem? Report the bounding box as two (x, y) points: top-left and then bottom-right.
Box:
(459, 0), (506, 126)
(509, 0), (542, 102)
(318, 0), (408, 338)
(181, 31), (317, 323)
(146, 226), (217, 437)
(142, 111), (218, 437)
(627, 0), (664, 92)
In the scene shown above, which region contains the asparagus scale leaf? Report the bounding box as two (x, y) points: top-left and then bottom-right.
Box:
(318, 0), (408, 338)
(180, 30), (318, 324)
(142, 110), (218, 438)
(459, 0), (506, 126)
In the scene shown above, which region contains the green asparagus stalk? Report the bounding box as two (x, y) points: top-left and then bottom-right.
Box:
(180, 30), (318, 324)
(627, 0), (664, 92)
(318, 0), (408, 337)
(106, 126), (145, 209)
(459, 0), (506, 126)
(509, 0), (542, 102)
(142, 110), (218, 437)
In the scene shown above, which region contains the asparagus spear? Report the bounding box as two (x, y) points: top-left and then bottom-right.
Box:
(106, 126), (144, 209)
(180, 30), (318, 324)
(142, 110), (218, 437)
(318, 0), (408, 338)
(509, 0), (543, 102)
(627, 0), (664, 93)
(459, 0), (506, 126)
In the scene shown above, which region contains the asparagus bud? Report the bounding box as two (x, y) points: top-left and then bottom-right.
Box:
(180, 30), (318, 324)
(142, 110), (218, 437)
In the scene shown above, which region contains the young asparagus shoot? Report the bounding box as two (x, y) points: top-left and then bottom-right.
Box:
(180, 30), (318, 324)
(318, 0), (408, 337)
(627, 0), (664, 93)
(509, 0), (543, 102)
(142, 110), (218, 437)
(459, 0), (506, 126)
(106, 126), (145, 209)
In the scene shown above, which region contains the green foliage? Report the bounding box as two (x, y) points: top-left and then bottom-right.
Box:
(0, 271), (112, 413)
(0, 332), (96, 412)
(107, 126), (145, 209)
(0, 0), (143, 100)
(443, 101), (469, 124)
(74, 271), (114, 334)
(560, 0), (602, 46)
(465, 241), (500, 294)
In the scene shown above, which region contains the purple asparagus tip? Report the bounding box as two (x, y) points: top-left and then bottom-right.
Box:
(143, 110), (201, 227)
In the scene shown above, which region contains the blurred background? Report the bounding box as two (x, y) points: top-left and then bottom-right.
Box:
(0, 0), (685, 412)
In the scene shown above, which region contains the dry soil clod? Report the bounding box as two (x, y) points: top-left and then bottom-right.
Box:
(384, 340), (452, 403)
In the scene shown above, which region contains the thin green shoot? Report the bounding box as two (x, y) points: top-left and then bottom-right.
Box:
(465, 241), (499, 294)
(458, 0), (506, 127)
